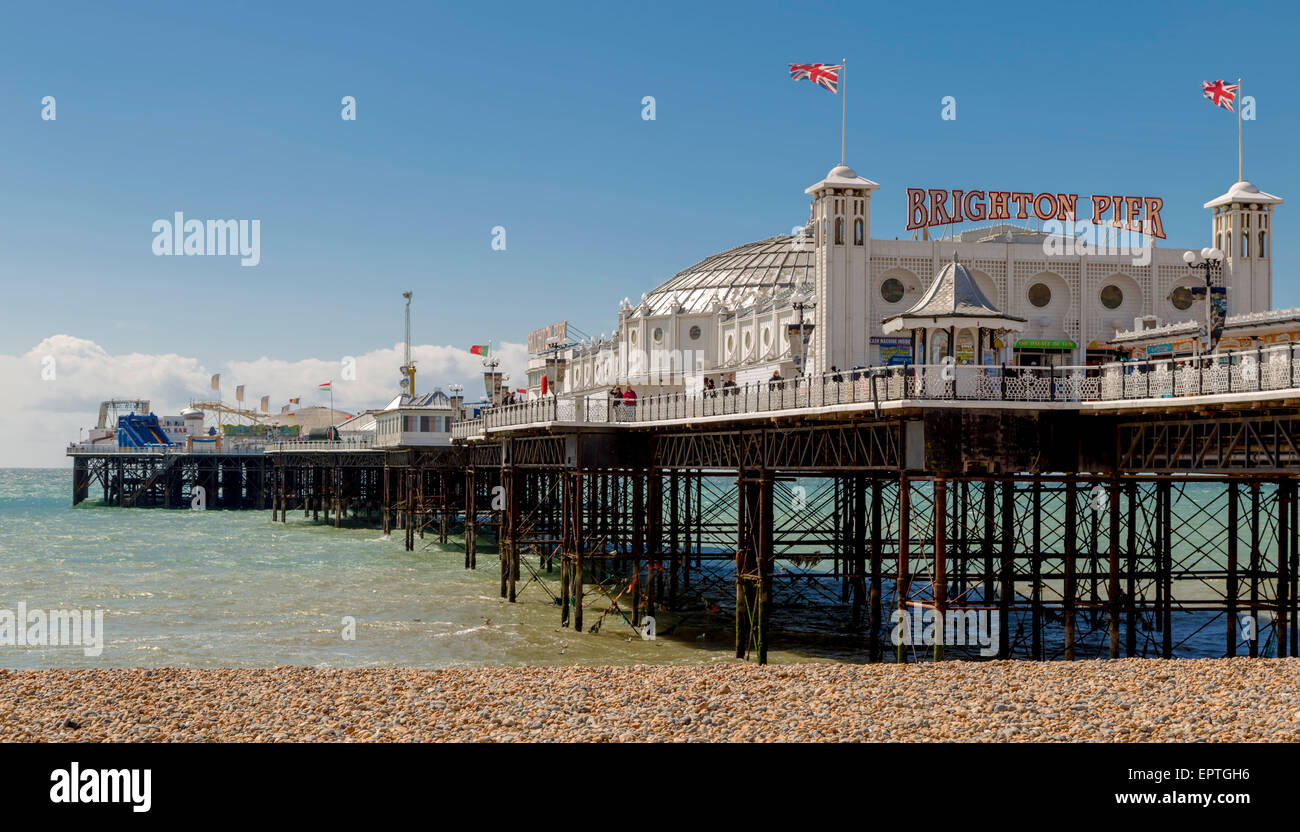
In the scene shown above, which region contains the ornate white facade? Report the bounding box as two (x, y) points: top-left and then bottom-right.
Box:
(531, 164), (1282, 398)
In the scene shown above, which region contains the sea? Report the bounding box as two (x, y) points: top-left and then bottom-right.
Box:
(0, 469), (820, 669)
(0, 469), (1255, 669)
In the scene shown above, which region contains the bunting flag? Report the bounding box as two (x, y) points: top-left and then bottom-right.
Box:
(210, 374), (220, 390)
(470, 345), (487, 356)
(235, 385), (245, 402)
(260, 395), (269, 412)
(289, 397), (300, 405)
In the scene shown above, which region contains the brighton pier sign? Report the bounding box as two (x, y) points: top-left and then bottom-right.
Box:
(906, 188), (1166, 239)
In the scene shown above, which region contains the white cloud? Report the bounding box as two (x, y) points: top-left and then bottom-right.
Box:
(0, 335), (527, 467)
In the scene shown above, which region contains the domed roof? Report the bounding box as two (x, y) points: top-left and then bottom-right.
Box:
(1204, 180), (1283, 208)
(637, 234), (815, 316)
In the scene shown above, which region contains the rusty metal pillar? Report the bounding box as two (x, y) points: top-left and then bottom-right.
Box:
(1064, 479), (1077, 660)
(998, 479), (1013, 659)
(851, 474), (867, 630)
(735, 465), (774, 663)
(647, 470), (663, 621)
(668, 468), (680, 610)
(1227, 480), (1239, 657)
(896, 473), (911, 663)
(1125, 479), (1137, 657)
(1031, 478), (1042, 660)
(574, 471), (586, 633)
(631, 472), (644, 628)
(1278, 479), (1291, 658)
(868, 476), (883, 662)
(464, 467), (476, 569)
(933, 478), (947, 662)
(503, 466), (521, 602)
(1170, 478), (1180, 660)
(1108, 474), (1122, 659)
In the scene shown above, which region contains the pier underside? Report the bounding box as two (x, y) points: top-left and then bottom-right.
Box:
(72, 404), (1300, 662)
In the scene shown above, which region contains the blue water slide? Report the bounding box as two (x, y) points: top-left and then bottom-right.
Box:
(116, 413), (172, 447)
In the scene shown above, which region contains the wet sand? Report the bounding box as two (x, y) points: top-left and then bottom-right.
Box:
(1, 658), (1296, 742)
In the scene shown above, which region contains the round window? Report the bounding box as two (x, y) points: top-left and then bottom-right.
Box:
(726, 334), (735, 354)
(1100, 285), (1123, 310)
(1028, 283), (1052, 308)
(630, 330), (637, 345)
(689, 325), (701, 340)
(881, 277), (905, 303)
(762, 327), (771, 347)
(1171, 286), (1194, 311)
(653, 327), (663, 343)
(744, 332), (752, 349)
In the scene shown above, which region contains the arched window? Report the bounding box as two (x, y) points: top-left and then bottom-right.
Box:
(1243, 232), (1250, 258)
(1226, 232), (1232, 257)
(1260, 230), (1268, 259)
(853, 218), (864, 245)
(834, 217), (844, 245)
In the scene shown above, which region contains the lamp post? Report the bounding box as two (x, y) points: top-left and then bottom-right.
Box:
(790, 287), (815, 376)
(1182, 246), (1225, 355)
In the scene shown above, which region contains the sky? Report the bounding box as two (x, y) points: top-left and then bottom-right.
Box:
(1, 0), (1297, 466)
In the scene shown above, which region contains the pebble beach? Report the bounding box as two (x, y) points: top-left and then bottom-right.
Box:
(1, 657), (1297, 742)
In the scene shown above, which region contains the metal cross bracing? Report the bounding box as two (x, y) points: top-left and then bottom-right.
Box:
(72, 452), (273, 509)
(1117, 412), (1300, 473)
(652, 422), (902, 471)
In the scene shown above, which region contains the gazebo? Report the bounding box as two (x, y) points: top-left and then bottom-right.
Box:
(882, 254), (1026, 366)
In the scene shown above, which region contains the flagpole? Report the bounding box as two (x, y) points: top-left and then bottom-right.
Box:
(1237, 77), (1243, 181)
(840, 58), (847, 165)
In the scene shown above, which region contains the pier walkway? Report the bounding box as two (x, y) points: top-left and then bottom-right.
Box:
(455, 342), (1300, 440)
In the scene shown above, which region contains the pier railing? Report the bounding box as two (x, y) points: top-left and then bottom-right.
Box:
(470, 342), (1300, 432)
(67, 438), (377, 455)
(452, 419), (485, 441)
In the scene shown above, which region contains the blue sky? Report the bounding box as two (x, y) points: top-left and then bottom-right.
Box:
(0, 0), (1297, 464)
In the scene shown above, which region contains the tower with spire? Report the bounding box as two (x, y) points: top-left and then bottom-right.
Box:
(1205, 180), (1282, 315)
(805, 162), (879, 374)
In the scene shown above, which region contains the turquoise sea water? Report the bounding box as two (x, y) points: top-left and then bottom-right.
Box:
(0, 469), (1253, 667)
(0, 469), (808, 669)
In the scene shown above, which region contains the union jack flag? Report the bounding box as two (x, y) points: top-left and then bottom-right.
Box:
(790, 63), (842, 93)
(1202, 79), (1239, 112)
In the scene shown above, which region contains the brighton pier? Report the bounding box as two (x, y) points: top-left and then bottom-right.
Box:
(69, 160), (1297, 664)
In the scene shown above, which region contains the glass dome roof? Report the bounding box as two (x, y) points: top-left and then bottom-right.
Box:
(636, 234), (815, 316)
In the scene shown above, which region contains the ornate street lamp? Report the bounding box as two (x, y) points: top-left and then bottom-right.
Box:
(1182, 247), (1225, 354)
(789, 287), (816, 376)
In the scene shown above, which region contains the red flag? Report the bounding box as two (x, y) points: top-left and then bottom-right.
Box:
(541, 374), (549, 395)
(515, 388), (526, 394)
(1202, 79), (1239, 112)
(469, 345), (485, 355)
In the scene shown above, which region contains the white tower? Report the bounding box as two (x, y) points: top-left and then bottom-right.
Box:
(1204, 181), (1282, 315)
(805, 163), (879, 374)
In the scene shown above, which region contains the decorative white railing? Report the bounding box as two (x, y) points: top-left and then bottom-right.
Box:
(261, 439), (376, 451)
(451, 419), (486, 441)
(467, 343), (1300, 434)
(67, 438), (376, 455)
